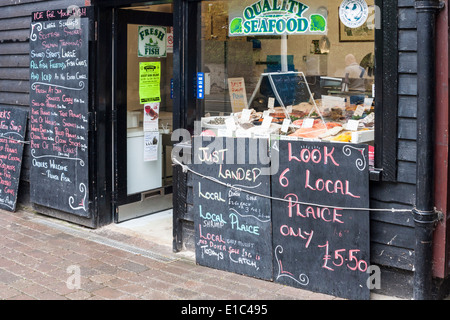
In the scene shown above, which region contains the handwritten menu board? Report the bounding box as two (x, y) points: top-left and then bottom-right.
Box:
(0, 107), (28, 212)
(271, 140), (370, 300)
(29, 8), (91, 217)
(192, 137), (273, 280)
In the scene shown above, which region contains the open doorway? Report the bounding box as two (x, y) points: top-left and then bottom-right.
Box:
(113, 3), (174, 224)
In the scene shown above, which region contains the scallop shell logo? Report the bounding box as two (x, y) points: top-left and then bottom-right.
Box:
(309, 14), (327, 32)
(229, 17), (243, 35)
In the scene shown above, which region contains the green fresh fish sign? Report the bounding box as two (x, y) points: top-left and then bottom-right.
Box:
(229, 0), (327, 36)
(138, 25), (167, 58)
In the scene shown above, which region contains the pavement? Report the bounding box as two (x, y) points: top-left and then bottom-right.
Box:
(0, 207), (400, 301)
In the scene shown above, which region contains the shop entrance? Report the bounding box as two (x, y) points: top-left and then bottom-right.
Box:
(113, 4), (174, 222)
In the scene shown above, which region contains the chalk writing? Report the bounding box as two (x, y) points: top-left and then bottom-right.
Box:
(271, 140), (370, 300)
(29, 8), (91, 217)
(193, 137), (273, 280)
(0, 107), (28, 211)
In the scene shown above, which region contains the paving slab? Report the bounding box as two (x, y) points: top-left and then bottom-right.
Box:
(0, 207), (402, 302)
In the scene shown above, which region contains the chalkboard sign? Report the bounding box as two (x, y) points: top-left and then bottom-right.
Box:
(192, 137), (273, 280)
(270, 73), (310, 106)
(0, 107), (28, 212)
(271, 140), (370, 300)
(29, 8), (92, 217)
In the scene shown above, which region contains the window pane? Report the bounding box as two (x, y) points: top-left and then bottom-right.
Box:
(199, 0), (375, 145)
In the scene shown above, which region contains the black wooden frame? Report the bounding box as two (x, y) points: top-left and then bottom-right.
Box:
(94, 0), (185, 223)
(113, 9), (173, 207)
(374, 0), (398, 182)
(29, 6), (103, 227)
(95, 4), (114, 226)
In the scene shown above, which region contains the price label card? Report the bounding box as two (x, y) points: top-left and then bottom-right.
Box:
(281, 118), (291, 133)
(261, 116), (272, 129)
(353, 105), (365, 117)
(363, 112), (375, 124)
(235, 129), (252, 138)
(240, 109), (251, 122)
(347, 119), (360, 131)
(280, 135), (298, 141)
(253, 133), (270, 139)
(217, 128), (233, 137)
(286, 105), (293, 114)
(364, 98), (373, 111)
(301, 118), (314, 128)
(268, 97), (275, 110)
(225, 117), (237, 131)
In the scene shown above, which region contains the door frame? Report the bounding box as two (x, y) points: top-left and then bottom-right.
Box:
(113, 8), (173, 208)
(93, 0), (192, 226)
(95, 0), (185, 224)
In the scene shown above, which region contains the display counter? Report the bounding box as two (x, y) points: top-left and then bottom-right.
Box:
(127, 128), (163, 195)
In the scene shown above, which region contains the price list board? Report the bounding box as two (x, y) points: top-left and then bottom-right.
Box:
(0, 107), (28, 212)
(271, 140), (370, 300)
(192, 137), (273, 280)
(29, 8), (92, 217)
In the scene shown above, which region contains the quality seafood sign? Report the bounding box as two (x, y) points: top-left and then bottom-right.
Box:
(229, 0), (327, 36)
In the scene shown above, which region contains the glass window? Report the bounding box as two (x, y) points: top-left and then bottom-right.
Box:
(199, 0), (375, 145)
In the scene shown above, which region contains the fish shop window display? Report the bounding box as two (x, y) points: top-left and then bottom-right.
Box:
(199, 0), (376, 146)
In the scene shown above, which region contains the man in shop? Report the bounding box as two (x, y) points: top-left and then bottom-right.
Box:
(342, 53), (366, 93)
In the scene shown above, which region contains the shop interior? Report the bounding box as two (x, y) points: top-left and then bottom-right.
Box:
(115, 3), (175, 231)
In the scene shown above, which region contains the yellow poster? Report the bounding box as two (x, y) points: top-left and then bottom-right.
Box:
(139, 62), (161, 104)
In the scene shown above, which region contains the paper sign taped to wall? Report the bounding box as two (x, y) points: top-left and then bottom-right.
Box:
(139, 62), (161, 104)
(144, 131), (159, 162)
(228, 77), (248, 113)
(144, 102), (160, 132)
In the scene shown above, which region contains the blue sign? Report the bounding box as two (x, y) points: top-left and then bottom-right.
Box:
(197, 72), (204, 99)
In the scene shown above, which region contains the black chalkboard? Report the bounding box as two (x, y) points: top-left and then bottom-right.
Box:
(29, 8), (91, 217)
(271, 140), (370, 300)
(270, 73), (310, 106)
(192, 137), (273, 280)
(0, 107), (28, 212)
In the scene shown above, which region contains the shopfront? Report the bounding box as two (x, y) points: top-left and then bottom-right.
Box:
(179, 0), (377, 300)
(0, 0), (446, 299)
(168, 0), (450, 300)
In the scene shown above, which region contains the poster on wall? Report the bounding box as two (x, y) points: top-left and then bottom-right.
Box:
(144, 131), (159, 162)
(139, 62), (161, 104)
(138, 25), (167, 58)
(228, 78), (248, 113)
(144, 102), (160, 132)
(166, 26), (174, 53)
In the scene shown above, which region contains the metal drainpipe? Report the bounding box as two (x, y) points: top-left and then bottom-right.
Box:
(413, 0), (444, 300)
